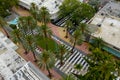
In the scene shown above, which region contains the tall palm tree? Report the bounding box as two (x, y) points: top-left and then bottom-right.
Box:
(70, 29), (83, 53)
(40, 25), (52, 50)
(92, 37), (104, 49)
(30, 3), (39, 20)
(78, 48), (118, 80)
(57, 44), (67, 66)
(64, 20), (73, 38)
(18, 16), (37, 35)
(62, 75), (75, 80)
(11, 29), (28, 54)
(25, 35), (37, 61)
(38, 7), (50, 25)
(78, 23), (88, 34)
(0, 16), (9, 38)
(38, 50), (55, 78)
(26, 16), (37, 35)
(18, 17), (28, 36)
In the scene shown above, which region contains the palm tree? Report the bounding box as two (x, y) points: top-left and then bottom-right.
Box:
(25, 35), (37, 61)
(38, 50), (55, 78)
(38, 7), (50, 25)
(0, 16), (9, 38)
(58, 0), (80, 18)
(64, 20), (73, 38)
(78, 48), (119, 80)
(78, 23), (88, 34)
(92, 37), (104, 49)
(70, 29), (84, 53)
(11, 29), (28, 54)
(26, 16), (37, 35)
(18, 16), (37, 35)
(40, 25), (52, 50)
(62, 74), (75, 80)
(56, 44), (67, 66)
(18, 17), (28, 35)
(30, 3), (39, 20)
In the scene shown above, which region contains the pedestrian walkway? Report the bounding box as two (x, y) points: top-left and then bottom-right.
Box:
(52, 36), (89, 75)
(13, 6), (90, 54)
(12, 6), (91, 79)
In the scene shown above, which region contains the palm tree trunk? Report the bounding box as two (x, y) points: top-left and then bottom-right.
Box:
(44, 30), (48, 50)
(60, 54), (63, 66)
(71, 39), (76, 53)
(22, 44), (28, 54)
(31, 47), (37, 62)
(65, 28), (68, 38)
(2, 27), (9, 38)
(46, 64), (52, 78)
(19, 38), (28, 54)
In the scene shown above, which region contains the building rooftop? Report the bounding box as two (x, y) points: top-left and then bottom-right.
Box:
(0, 31), (50, 80)
(0, 32), (18, 50)
(19, 0), (85, 19)
(90, 1), (120, 49)
(98, 1), (120, 18)
(19, 0), (63, 19)
(9, 62), (50, 80)
(0, 42), (26, 80)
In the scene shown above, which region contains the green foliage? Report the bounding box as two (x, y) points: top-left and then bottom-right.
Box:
(59, 0), (80, 18)
(0, 16), (7, 27)
(38, 50), (55, 78)
(62, 75), (75, 80)
(77, 48), (120, 80)
(71, 3), (95, 25)
(88, 0), (100, 12)
(59, 0), (95, 25)
(55, 44), (68, 65)
(0, 0), (19, 17)
(9, 24), (17, 29)
(38, 7), (50, 24)
(91, 37), (104, 49)
(30, 5), (50, 25)
(18, 16), (37, 35)
(36, 35), (57, 52)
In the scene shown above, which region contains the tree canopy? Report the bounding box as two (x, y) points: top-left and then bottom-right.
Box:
(59, 0), (95, 25)
(0, 0), (19, 17)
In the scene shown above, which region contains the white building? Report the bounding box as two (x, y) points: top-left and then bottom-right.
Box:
(0, 31), (49, 80)
(19, 0), (85, 19)
(89, 1), (120, 56)
(19, 0), (64, 19)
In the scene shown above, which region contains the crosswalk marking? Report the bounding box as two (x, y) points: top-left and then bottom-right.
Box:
(52, 36), (89, 75)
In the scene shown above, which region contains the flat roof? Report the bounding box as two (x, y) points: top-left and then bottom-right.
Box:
(0, 32), (18, 50)
(90, 1), (120, 49)
(0, 32), (50, 80)
(10, 62), (50, 80)
(0, 42), (26, 80)
(98, 1), (120, 18)
(91, 14), (120, 49)
(19, 0), (63, 14)
(19, 0), (85, 19)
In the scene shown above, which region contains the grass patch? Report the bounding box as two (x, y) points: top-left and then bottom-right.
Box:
(36, 35), (58, 52)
